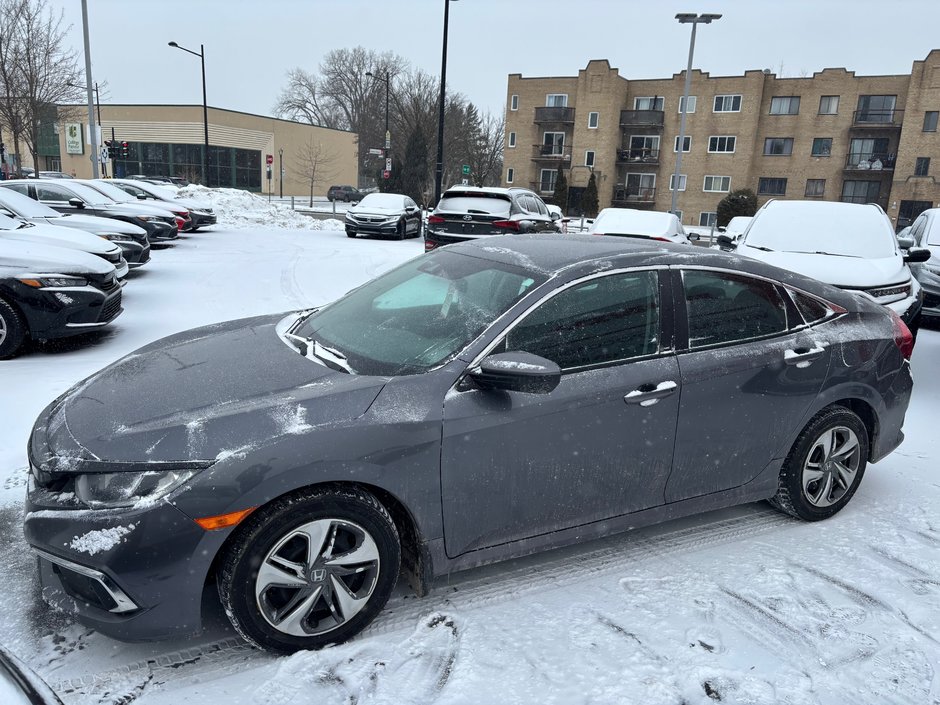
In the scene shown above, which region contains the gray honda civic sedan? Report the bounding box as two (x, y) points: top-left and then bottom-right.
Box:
(24, 235), (915, 653)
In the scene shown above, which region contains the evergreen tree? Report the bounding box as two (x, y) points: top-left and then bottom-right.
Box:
(716, 188), (758, 227)
(400, 127), (430, 203)
(583, 172), (599, 218)
(551, 168), (569, 213)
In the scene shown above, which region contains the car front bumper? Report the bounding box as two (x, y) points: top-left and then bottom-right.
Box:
(914, 267), (940, 318)
(15, 281), (123, 341)
(190, 212), (217, 229)
(345, 218), (401, 236)
(114, 239), (151, 267)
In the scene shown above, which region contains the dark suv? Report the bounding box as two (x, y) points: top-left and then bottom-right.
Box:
(327, 185), (365, 202)
(424, 186), (560, 251)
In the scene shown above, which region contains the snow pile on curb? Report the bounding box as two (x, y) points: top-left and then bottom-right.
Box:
(176, 185), (333, 230)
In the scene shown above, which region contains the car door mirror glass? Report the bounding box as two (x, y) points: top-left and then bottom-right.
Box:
(904, 247), (931, 264)
(716, 233), (735, 248)
(67, 197), (85, 209)
(469, 352), (561, 394)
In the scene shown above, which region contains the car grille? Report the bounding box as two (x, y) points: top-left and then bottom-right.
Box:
(98, 292), (122, 322)
(103, 251), (123, 264)
(352, 214), (392, 224)
(924, 291), (940, 309)
(96, 273), (120, 294)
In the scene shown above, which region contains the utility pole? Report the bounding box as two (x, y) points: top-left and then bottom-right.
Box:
(80, 0), (100, 177)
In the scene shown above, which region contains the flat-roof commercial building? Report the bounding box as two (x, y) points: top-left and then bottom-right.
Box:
(22, 104), (358, 197)
(504, 50), (940, 229)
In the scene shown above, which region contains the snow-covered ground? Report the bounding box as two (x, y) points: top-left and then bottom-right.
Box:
(1, 218), (938, 704)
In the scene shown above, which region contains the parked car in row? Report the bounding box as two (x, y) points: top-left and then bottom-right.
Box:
(78, 180), (192, 234)
(425, 186), (560, 251)
(0, 186), (148, 270)
(344, 192), (422, 240)
(0, 180), (178, 243)
(588, 208), (691, 244)
(23, 235), (914, 652)
(719, 200), (929, 333)
(126, 174), (190, 187)
(327, 185), (365, 202)
(0, 240), (122, 358)
(902, 208), (940, 322)
(109, 179), (217, 230)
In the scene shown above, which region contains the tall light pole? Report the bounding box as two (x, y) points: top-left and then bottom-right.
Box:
(366, 69), (391, 187)
(670, 12), (721, 219)
(168, 41), (209, 187)
(278, 148), (284, 198)
(80, 0), (100, 178)
(434, 0), (458, 206)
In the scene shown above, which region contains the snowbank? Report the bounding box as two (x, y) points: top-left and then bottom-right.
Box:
(176, 185), (337, 230)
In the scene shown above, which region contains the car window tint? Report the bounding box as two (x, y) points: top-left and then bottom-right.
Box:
(534, 197), (549, 216)
(1, 184), (29, 196)
(437, 196), (512, 217)
(35, 184), (72, 202)
(788, 289), (831, 325)
(505, 271), (660, 369)
(909, 217), (926, 245)
(683, 270), (788, 348)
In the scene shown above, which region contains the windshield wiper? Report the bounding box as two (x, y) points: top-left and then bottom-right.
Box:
(793, 250), (861, 258)
(311, 340), (353, 374)
(747, 244), (774, 252)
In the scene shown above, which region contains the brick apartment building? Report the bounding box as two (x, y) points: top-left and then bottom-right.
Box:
(503, 49), (940, 230)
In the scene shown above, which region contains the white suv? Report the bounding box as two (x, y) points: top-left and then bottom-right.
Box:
(722, 200), (930, 333)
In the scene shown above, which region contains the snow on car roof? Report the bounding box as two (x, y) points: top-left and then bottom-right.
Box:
(593, 208), (678, 237)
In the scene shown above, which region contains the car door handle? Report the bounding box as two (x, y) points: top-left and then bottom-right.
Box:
(624, 380), (678, 406)
(784, 346), (826, 367)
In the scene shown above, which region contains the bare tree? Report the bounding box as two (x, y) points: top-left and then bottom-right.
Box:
(0, 0), (83, 174)
(468, 110), (504, 187)
(273, 68), (345, 129)
(294, 140), (338, 207)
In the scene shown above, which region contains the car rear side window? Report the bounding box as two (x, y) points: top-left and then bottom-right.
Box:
(788, 289), (831, 325)
(683, 270), (788, 348)
(504, 271), (660, 370)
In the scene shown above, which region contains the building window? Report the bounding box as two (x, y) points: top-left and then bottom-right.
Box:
(588, 112), (599, 128)
(708, 135), (736, 153)
(628, 135), (660, 161)
(703, 175), (730, 192)
(539, 169), (558, 193)
(818, 96), (840, 115)
(625, 173), (656, 198)
(634, 96), (664, 111)
(699, 212), (717, 227)
(769, 96), (800, 115)
(758, 177), (787, 195)
(508, 132), (516, 148)
(915, 157), (931, 176)
(506, 167), (514, 184)
(542, 132), (565, 156)
(805, 179), (826, 197)
(546, 94), (568, 107)
(924, 111), (939, 132)
(669, 174), (687, 191)
(585, 150), (595, 168)
(763, 137), (794, 156)
(856, 95), (897, 123)
(811, 138), (832, 157)
(841, 180), (880, 203)
(510, 94), (518, 111)
(713, 95), (742, 112)
(678, 96), (697, 114)
(673, 135), (691, 152)
(847, 137), (889, 167)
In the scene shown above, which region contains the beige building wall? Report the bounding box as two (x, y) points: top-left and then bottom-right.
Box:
(55, 105), (358, 197)
(505, 50), (940, 229)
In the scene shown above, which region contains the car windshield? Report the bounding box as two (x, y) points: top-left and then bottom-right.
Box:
(0, 211), (25, 230)
(291, 249), (546, 376)
(58, 181), (116, 206)
(592, 209), (676, 237)
(927, 221), (940, 246)
(745, 203), (897, 258)
(357, 193), (404, 209)
(0, 187), (60, 218)
(437, 194), (512, 216)
(86, 180), (136, 203)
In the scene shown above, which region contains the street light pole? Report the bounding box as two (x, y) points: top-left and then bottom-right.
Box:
(168, 41), (210, 187)
(80, 0), (99, 178)
(670, 12), (721, 219)
(365, 69), (391, 174)
(279, 148), (284, 198)
(434, 0), (458, 206)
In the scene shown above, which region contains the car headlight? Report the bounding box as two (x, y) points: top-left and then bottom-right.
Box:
(97, 232), (125, 241)
(136, 215), (158, 222)
(18, 276), (88, 288)
(75, 469), (200, 509)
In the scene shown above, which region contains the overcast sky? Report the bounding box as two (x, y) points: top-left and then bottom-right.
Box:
(60, 0), (939, 122)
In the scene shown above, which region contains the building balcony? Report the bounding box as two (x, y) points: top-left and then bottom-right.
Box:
(843, 153), (896, 172)
(851, 110), (903, 129)
(619, 110), (665, 129)
(616, 148), (661, 166)
(534, 106), (575, 124)
(611, 186), (657, 207)
(531, 145), (571, 166)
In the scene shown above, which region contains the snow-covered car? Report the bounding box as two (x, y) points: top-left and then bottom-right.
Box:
(0, 240), (122, 359)
(23, 234), (915, 652)
(588, 208), (691, 244)
(724, 215), (753, 240)
(0, 186), (149, 269)
(344, 192), (422, 239)
(79, 180), (193, 234)
(0, 644), (63, 704)
(0, 211), (128, 279)
(904, 208), (940, 321)
(722, 200), (930, 333)
(108, 179), (217, 231)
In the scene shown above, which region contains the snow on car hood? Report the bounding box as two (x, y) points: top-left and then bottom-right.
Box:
(36, 314), (388, 468)
(53, 213), (147, 235)
(737, 245), (910, 288)
(0, 221), (120, 256)
(0, 238), (115, 275)
(349, 205), (402, 216)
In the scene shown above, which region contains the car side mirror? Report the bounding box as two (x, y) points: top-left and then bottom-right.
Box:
(897, 235), (915, 250)
(68, 197), (85, 209)
(550, 212), (561, 221)
(467, 351), (561, 394)
(904, 247), (931, 264)
(405, 206), (416, 213)
(137, 194), (148, 200)
(688, 232), (701, 241)
(716, 233), (735, 248)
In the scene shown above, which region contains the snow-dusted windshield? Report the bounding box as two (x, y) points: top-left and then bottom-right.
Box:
(292, 249), (545, 376)
(58, 182), (116, 206)
(0, 186), (61, 218)
(745, 202), (897, 258)
(0, 211), (25, 230)
(357, 193), (405, 209)
(85, 180), (136, 203)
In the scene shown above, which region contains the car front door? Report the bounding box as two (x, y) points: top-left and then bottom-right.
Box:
(33, 183), (85, 214)
(441, 268), (680, 558)
(665, 267), (832, 502)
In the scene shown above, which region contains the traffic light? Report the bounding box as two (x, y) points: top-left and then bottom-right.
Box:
(104, 140), (118, 159)
(120, 141), (129, 159)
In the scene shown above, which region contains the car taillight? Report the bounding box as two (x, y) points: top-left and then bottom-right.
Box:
(492, 220), (520, 231)
(888, 308), (914, 360)
(427, 215), (445, 225)
(175, 217), (185, 229)
(425, 240), (438, 252)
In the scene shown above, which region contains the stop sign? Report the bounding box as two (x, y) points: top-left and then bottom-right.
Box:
(265, 154), (274, 165)
(383, 170), (390, 179)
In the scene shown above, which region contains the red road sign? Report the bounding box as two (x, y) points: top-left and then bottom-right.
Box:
(383, 170), (391, 179)
(265, 154), (274, 165)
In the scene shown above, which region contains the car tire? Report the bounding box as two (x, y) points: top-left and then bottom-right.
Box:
(396, 219), (406, 240)
(218, 485), (400, 653)
(346, 230), (356, 239)
(769, 406), (869, 521)
(0, 298), (27, 360)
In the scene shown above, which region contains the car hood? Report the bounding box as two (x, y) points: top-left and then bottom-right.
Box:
(35, 314), (388, 468)
(349, 205), (402, 216)
(173, 197), (212, 212)
(0, 238), (115, 275)
(0, 222), (120, 256)
(737, 246), (910, 287)
(47, 213), (147, 236)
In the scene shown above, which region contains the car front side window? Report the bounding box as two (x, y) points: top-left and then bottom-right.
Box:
(35, 184), (72, 203)
(503, 270), (660, 370)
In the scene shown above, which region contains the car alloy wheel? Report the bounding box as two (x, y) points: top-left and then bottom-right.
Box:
(770, 406), (868, 521)
(218, 486), (400, 653)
